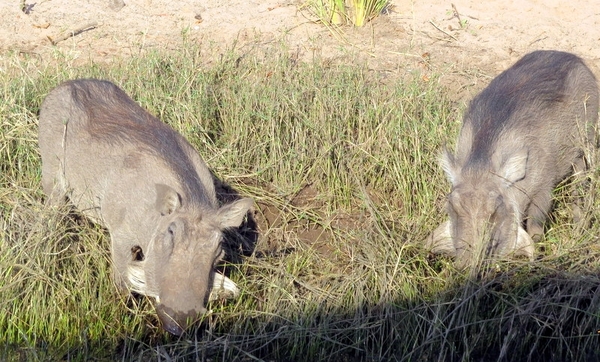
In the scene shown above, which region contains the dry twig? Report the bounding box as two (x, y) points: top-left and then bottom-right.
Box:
(47, 22), (98, 45)
(429, 20), (458, 41)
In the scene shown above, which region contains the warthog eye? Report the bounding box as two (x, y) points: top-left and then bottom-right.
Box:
(162, 222), (176, 253)
(131, 245), (145, 261)
(494, 194), (503, 208)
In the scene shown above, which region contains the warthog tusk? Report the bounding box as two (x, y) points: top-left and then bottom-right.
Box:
(209, 272), (240, 302)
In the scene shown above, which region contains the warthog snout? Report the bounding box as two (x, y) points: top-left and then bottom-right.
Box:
(155, 304), (206, 336)
(149, 270), (240, 335)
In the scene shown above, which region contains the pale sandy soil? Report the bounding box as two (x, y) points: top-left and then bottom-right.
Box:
(1, 0), (599, 100)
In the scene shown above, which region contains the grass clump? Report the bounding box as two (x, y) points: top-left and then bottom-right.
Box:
(0, 44), (599, 361)
(306, 0), (389, 26)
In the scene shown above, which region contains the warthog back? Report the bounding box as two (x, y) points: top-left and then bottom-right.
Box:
(38, 79), (254, 335)
(427, 50), (599, 267)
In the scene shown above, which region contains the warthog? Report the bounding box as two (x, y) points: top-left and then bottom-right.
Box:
(426, 50), (599, 267)
(38, 79), (254, 335)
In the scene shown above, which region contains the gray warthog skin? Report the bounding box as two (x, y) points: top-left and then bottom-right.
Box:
(38, 79), (254, 335)
(427, 50), (599, 267)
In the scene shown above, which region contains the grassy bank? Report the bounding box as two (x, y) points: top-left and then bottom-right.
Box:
(1, 44), (600, 361)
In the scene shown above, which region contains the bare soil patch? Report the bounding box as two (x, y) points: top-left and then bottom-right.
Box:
(2, 0), (599, 99)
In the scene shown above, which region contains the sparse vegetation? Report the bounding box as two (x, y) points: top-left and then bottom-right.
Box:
(1, 43), (600, 361)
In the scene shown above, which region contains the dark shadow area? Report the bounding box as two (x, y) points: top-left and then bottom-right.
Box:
(99, 261), (600, 361)
(400, 263), (600, 362)
(211, 171), (259, 265)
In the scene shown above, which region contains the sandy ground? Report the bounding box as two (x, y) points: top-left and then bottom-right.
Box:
(1, 0), (599, 101)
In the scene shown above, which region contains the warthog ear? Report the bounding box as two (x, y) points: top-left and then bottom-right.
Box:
(500, 148), (529, 186)
(217, 197), (254, 229)
(425, 220), (456, 256)
(440, 149), (459, 185)
(155, 184), (182, 216)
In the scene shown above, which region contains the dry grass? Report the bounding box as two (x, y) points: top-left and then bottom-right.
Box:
(1, 43), (599, 361)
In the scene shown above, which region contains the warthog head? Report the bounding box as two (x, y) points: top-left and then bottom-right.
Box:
(126, 184), (253, 335)
(428, 148), (534, 268)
